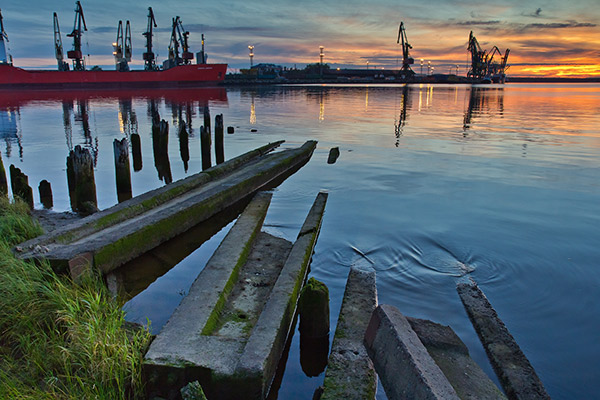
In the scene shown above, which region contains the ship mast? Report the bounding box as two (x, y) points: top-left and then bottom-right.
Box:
(0, 9), (12, 65)
(66, 1), (87, 71)
(142, 7), (157, 70)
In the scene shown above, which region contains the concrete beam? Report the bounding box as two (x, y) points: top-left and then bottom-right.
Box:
(364, 304), (460, 400)
(16, 141), (316, 277)
(320, 265), (378, 400)
(407, 317), (506, 400)
(457, 282), (550, 400)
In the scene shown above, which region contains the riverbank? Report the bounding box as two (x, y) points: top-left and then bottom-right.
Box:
(0, 197), (150, 399)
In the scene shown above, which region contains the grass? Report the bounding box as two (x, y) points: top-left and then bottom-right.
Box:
(0, 197), (151, 399)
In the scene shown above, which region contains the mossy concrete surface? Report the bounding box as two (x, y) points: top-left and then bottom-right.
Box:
(457, 281), (550, 400)
(15, 140), (315, 278)
(320, 265), (378, 400)
(144, 191), (328, 400)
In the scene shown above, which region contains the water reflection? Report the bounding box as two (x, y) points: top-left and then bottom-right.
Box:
(394, 85), (410, 145)
(463, 86), (505, 133)
(0, 108), (22, 159)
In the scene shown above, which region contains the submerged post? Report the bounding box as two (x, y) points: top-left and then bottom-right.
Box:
(299, 277), (330, 377)
(113, 138), (132, 203)
(179, 121), (190, 172)
(215, 114), (224, 165)
(203, 106), (211, 133)
(66, 145), (98, 215)
(0, 153), (7, 196)
(200, 125), (211, 170)
(130, 133), (143, 172)
(152, 119), (172, 184)
(38, 180), (53, 209)
(9, 165), (34, 208)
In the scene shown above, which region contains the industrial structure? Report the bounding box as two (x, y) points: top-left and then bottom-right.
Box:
(66, 1), (87, 71)
(0, 9), (11, 65)
(396, 21), (414, 77)
(113, 20), (132, 72)
(467, 31), (510, 83)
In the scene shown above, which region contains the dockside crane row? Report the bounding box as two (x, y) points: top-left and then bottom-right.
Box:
(397, 21), (414, 76)
(143, 7), (158, 71)
(467, 31), (510, 83)
(66, 1), (87, 71)
(167, 16), (193, 69)
(113, 20), (132, 71)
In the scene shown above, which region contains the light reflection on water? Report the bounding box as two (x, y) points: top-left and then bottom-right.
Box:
(1, 83), (599, 399)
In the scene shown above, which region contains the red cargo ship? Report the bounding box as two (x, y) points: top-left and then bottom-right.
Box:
(0, 4), (227, 89)
(0, 63), (227, 89)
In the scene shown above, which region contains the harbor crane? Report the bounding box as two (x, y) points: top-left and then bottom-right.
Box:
(142, 7), (158, 70)
(396, 21), (414, 76)
(113, 20), (132, 71)
(0, 9), (12, 65)
(467, 31), (510, 83)
(66, 1), (87, 71)
(168, 16), (193, 68)
(53, 13), (69, 71)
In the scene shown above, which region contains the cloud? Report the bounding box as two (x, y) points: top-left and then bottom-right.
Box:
(524, 21), (596, 29)
(455, 20), (501, 26)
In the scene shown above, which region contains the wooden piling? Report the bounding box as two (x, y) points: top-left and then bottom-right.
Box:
(0, 153), (7, 196)
(327, 147), (340, 164)
(113, 138), (132, 203)
(39, 180), (53, 209)
(200, 126), (212, 171)
(152, 119), (172, 184)
(9, 165), (34, 208)
(203, 106), (211, 133)
(66, 145), (98, 215)
(299, 277), (330, 338)
(215, 114), (225, 165)
(179, 122), (190, 172)
(130, 133), (143, 172)
(227, 126), (235, 134)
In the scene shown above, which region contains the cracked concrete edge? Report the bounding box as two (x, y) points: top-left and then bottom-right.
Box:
(144, 192), (272, 367)
(364, 305), (460, 400)
(234, 191), (328, 399)
(15, 141), (284, 251)
(457, 281), (551, 400)
(320, 265), (378, 400)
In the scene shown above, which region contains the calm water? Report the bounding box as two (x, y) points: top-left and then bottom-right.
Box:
(2, 83), (599, 399)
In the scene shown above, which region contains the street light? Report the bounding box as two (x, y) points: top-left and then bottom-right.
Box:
(319, 46), (324, 77)
(420, 58), (424, 75)
(367, 60), (369, 70)
(248, 45), (254, 68)
(427, 60), (431, 75)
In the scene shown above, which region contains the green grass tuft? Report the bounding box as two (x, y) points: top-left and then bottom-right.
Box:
(0, 198), (151, 399)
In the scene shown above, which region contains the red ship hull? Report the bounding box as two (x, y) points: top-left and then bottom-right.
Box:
(0, 63), (227, 89)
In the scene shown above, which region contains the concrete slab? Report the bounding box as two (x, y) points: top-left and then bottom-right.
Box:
(144, 191), (328, 400)
(364, 304), (460, 400)
(457, 281), (550, 400)
(407, 317), (506, 400)
(320, 265), (378, 400)
(16, 141), (316, 277)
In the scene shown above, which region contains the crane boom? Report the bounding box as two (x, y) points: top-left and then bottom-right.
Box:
(66, 1), (87, 71)
(0, 9), (11, 65)
(124, 20), (132, 62)
(176, 17), (193, 63)
(53, 12), (69, 70)
(142, 7), (157, 70)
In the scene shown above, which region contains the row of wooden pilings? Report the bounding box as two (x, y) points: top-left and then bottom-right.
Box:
(0, 111), (231, 215)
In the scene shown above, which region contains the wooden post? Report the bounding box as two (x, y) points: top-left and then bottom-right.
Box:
(0, 153), (7, 196)
(227, 126), (235, 134)
(215, 114), (224, 165)
(200, 126), (211, 171)
(38, 180), (53, 209)
(66, 145), (98, 215)
(179, 122), (190, 172)
(113, 138), (132, 203)
(203, 106), (211, 133)
(152, 119), (172, 184)
(131, 133), (143, 172)
(9, 165), (34, 208)
(327, 147), (340, 164)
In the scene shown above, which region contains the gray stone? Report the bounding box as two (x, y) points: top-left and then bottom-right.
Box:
(320, 265), (378, 400)
(364, 304), (460, 400)
(457, 281), (550, 400)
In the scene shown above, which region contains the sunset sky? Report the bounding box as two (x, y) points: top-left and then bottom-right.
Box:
(1, 0), (599, 77)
